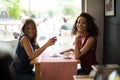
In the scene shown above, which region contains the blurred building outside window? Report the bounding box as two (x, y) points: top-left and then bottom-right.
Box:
(0, 0), (82, 51)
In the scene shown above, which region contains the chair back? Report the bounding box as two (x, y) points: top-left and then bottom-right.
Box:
(0, 39), (18, 57)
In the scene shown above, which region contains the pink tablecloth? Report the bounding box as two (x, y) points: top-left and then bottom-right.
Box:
(40, 52), (78, 80)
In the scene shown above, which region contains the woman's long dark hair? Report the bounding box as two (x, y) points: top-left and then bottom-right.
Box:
(21, 19), (37, 44)
(72, 13), (99, 37)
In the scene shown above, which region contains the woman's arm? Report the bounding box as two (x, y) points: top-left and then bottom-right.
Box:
(74, 37), (81, 59)
(74, 37), (96, 59)
(59, 48), (74, 54)
(21, 36), (56, 60)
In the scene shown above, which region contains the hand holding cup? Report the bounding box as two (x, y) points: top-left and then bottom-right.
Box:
(52, 36), (57, 43)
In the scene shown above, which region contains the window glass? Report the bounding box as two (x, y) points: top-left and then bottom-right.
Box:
(0, 0), (82, 50)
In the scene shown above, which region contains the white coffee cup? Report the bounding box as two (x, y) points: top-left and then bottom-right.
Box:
(64, 52), (70, 57)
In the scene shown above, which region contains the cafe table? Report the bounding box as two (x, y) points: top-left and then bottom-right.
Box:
(30, 49), (80, 80)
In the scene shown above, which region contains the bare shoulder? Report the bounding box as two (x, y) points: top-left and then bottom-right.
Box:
(20, 36), (29, 47)
(20, 36), (29, 41)
(88, 36), (96, 40)
(87, 36), (96, 43)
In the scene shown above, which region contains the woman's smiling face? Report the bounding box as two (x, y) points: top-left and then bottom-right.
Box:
(26, 23), (36, 39)
(76, 16), (88, 33)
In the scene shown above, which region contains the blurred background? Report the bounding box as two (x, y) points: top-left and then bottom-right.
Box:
(0, 0), (82, 51)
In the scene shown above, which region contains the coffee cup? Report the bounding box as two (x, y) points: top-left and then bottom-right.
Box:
(64, 52), (70, 58)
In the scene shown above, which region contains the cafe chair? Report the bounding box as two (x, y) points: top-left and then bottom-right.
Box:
(0, 42), (15, 80)
(30, 60), (40, 80)
(108, 69), (120, 80)
(73, 69), (96, 80)
(73, 75), (94, 80)
(0, 39), (18, 57)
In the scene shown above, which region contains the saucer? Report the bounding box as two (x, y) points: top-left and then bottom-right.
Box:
(49, 53), (61, 57)
(64, 56), (71, 59)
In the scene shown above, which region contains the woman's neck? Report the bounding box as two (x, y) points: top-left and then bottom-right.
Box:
(80, 32), (89, 37)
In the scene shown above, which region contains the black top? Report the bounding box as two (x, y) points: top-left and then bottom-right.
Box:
(11, 35), (37, 75)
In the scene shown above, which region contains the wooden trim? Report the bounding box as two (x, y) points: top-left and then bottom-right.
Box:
(30, 60), (40, 80)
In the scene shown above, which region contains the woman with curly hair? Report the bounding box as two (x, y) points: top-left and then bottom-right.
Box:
(60, 12), (99, 75)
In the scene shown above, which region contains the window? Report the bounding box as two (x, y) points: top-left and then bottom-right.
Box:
(0, 0), (82, 51)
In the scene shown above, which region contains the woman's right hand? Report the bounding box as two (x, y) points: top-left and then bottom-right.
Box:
(46, 36), (57, 47)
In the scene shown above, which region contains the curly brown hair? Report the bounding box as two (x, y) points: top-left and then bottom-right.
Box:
(72, 13), (99, 37)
